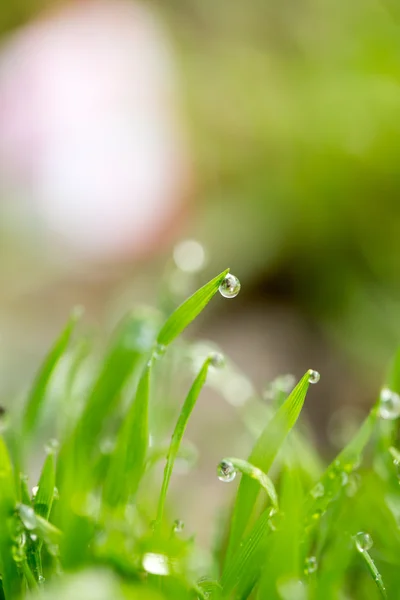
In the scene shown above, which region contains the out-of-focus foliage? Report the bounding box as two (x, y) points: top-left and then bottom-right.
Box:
(0, 271), (399, 599)
(163, 0), (400, 366)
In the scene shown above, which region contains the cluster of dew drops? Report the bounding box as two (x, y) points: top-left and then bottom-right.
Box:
(12, 439), (60, 574)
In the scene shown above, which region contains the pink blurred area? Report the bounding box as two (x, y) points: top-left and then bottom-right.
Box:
(0, 0), (190, 266)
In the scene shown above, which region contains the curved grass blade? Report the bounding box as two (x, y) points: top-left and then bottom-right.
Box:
(0, 437), (21, 599)
(103, 363), (151, 506)
(355, 544), (387, 599)
(156, 357), (212, 525)
(224, 370), (312, 565)
(22, 307), (82, 437)
(156, 269), (229, 347)
(221, 457), (279, 511)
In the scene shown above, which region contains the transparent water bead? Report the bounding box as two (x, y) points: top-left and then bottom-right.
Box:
(173, 519), (184, 533)
(32, 486), (39, 498)
(346, 473), (361, 497)
(268, 508), (281, 531)
(209, 352), (225, 369)
(379, 388), (400, 420)
(18, 505), (37, 530)
(153, 343), (166, 360)
(217, 460), (237, 483)
(308, 370), (320, 384)
(45, 438), (59, 454)
(219, 274), (241, 299)
(310, 482), (324, 498)
(354, 532), (373, 552)
(304, 556), (318, 575)
(142, 552), (170, 576)
(173, 239), (206, 273)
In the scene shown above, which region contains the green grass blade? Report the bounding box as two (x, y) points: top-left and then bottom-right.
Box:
(220, 509), (271, 597)
(34, 514), (62, 547)
(27, 453), (55, 582)
(0, 437), (21, 599)
(103, 363), (151, 506)
(156, 269), (229, 347)
(20, 475), (32, 507)
(222, 457), (279, 511)
(21, 561), (38, 591)
(356, 546), (387, 599)
(22, 308), (82, 437)
(34, 453), (55, 520)
(156, 357), (212, 525)
(224, 370), (312, 565)
(257, 467), (304, 599)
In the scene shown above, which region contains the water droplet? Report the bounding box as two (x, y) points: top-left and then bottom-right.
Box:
(217, 460), (236, 483)
(173, 519), (184, 533)
(45, 438), (59, 454)
(340, 472), (349, 486)
(354, 532), (373, 552)
(346, 473), (361, 497)
(142, 552), (170, 576)
(209, 352), (225, 368)
(38, 575), (45, 584)
(30, 534), (38, 542)
(53, 486), (59, 500)
(153, 343), (166, 360)
(379, 388), (400, 420)
(268, 508), (281, 531)
(18, 505), (37, 530)
(100, 438), (115, 455)
(308, 370), (320, 384)
(173, 239), (206, 273)
(31, 486), (38, 498)
(304, 556), (318, 575)
(219, 274), (241, 299)
(310, 482), (324, 498)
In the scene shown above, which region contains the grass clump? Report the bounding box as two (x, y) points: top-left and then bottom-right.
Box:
(0, 268), (399, 599)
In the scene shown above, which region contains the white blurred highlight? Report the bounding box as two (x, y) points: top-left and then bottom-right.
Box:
(173, 239), (206, 273)
(0, 0), (189, 264)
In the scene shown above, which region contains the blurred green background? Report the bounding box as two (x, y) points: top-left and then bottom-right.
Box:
(1, 0), (400, 424)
